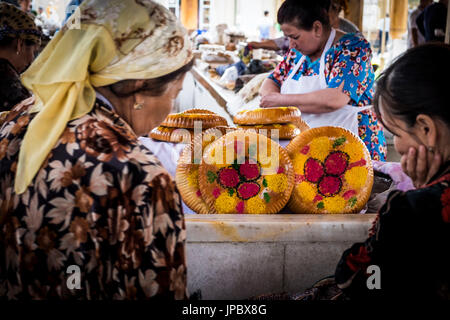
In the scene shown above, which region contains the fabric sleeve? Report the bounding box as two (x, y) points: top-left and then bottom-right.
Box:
(334, 189), (412, 299)
(335, 185), (447, 299)
(273, 37), (289, 52)
(268, 49), (295, 87)
(104, 168), (187, 300)
(147, 172), (187, 299)
(326, 38), (374, 106)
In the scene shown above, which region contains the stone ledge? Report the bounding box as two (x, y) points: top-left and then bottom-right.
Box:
(185, 214), (376, 243)
(185, 214), (377, 299)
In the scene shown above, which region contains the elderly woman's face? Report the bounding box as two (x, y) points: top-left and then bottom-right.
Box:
(18, 42), (37, 73)
(281, 23), (322, 56)
(10, 39), (38, 73)
(133, 73), (187, 134)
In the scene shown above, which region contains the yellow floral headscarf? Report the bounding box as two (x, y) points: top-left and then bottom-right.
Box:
(15, 0), (193, 194)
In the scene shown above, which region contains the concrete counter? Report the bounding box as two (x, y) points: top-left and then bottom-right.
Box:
(185, 214), (376, 299)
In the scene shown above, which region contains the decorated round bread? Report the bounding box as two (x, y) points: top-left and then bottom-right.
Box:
(233, 107), (301, 125)
(161, 111), (228, 129)
(292, 117), (310, 132)
(286, 126), (373, 214)
(199, 130), (295, 214)
(237, 123), (302, 140)
(150, 126), (193, 143)
(176, 127), (235, 214)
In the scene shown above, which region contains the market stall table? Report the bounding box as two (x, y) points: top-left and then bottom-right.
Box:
(185, 213), (376, 299)
(187, 65), (401, 162)
(190, 66), (230, 111)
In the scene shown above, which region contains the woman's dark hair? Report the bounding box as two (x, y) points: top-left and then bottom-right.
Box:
(108, 58), (194, 97)
(373, 43), (450, 131)
(277, 0), (331, 31)
(331, 0), (348, 14)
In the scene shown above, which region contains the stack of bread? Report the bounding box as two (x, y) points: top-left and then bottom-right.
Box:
(150, 109), (229, 144)
(233, 107), (309, 140)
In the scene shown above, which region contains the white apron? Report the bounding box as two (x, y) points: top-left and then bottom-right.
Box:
(280, 29), (370, 135)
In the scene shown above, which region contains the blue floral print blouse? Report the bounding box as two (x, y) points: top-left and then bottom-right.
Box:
(269, 32), (387, 161)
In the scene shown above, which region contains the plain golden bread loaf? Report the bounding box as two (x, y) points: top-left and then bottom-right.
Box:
(233, 107), (301, 125)
(161, 112), (228, 129)
(150, 126), (193, 143)
(183, 109), (216, 114)
(286, 126), (373, 214)
(237, 123), (301, 140)
(152, 108), (229, 143)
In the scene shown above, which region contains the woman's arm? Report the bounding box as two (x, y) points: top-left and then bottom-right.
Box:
(260, 81), (350, 112)
(259, 78), (281, 97)
(247, 40), (280, 51)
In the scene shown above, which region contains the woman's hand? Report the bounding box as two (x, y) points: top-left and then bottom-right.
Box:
(320, 86), (351, 109)
(400, 145), (442, 188)
(260, 92), (286, 108)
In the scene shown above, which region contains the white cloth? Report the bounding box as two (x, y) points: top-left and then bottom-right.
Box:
(279, 140), (291, 149)
(378, 17), (390, 32)
(407, 8), (425, 49)
(138, 137), (186, 178)
(259, 16), (272, 39)
(138, 138), (196, 215)
(280, 29), (370, 136)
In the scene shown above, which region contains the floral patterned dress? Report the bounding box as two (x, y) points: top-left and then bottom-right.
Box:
(335, 163), (450, 300)
(269, 33), (387, 161)
(0, 97), (187, 300)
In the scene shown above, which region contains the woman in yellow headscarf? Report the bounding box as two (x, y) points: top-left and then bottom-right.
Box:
(0, 0), (193, 300)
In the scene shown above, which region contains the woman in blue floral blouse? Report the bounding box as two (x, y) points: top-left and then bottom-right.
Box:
(260, 0), (386, 161)
(252, 43), (450, 302)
